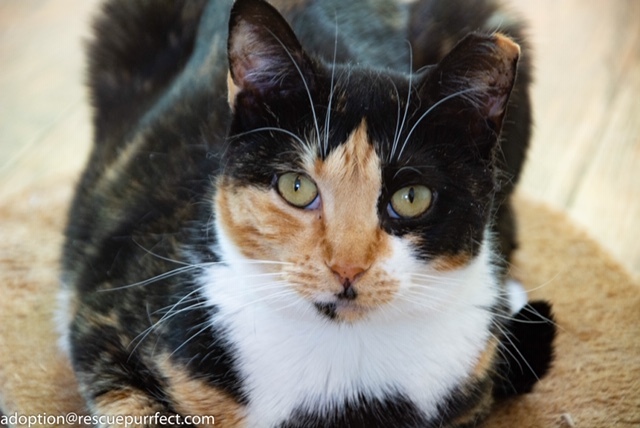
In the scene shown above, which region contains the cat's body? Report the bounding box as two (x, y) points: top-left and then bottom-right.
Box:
(60, 0), (554, 427)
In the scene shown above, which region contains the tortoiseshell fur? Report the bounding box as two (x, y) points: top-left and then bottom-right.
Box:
(60, 0), (555, 427)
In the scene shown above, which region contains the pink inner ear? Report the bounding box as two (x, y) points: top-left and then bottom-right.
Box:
(228, 23), (271, 90)
(228, 0), (309, 97)
(486, 93), (508, 120)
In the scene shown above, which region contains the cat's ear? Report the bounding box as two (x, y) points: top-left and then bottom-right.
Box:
(420, 33), (520, 143)
(227, 0), (315, 110)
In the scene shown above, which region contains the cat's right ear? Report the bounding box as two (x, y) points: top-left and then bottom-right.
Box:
(227, 0), (315, 111)
(418, 33), (521, 157)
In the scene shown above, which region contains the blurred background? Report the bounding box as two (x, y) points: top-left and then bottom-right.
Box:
(1, 0), (638, 277)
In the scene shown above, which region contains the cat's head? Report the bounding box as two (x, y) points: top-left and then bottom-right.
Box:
(213, 0), (520, 323)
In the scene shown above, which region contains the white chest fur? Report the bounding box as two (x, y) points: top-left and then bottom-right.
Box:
(202, 234), (500, 427)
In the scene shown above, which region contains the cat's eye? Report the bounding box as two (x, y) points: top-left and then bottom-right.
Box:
(277, 173), (319, 209)
(388, 185), (432, 219)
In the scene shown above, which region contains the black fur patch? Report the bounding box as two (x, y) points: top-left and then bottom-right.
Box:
(278, 394), (428, 428)
(493, 301), (556, 398)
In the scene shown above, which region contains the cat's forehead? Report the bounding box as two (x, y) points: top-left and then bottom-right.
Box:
(313, 67), (417, 158)
(307, 120), (379, 183)
(329, 67), (415, 114)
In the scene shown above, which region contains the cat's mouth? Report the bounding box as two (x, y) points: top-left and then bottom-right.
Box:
(314, 300), (371, 322)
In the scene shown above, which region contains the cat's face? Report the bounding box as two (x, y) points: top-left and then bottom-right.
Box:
(213, 0), (519, 322)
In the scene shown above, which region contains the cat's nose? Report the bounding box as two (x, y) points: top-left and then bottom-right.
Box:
(328, 263), (367, 287)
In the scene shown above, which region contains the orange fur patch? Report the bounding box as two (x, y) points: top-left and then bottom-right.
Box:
(477, 33), (521, 94)
(431, 252), (473, 272)
(227, 72), (239, 111)
(451, 389), (493, 427)
(310, 122), (387, 277)
(93, 388), (163, 418)
(449, 340), (498, 428)
(158, 357), (245, 427)
(493, 33), (521, 62)
(472, 337), (499, 378)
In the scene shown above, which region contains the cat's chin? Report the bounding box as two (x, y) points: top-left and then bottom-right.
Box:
(314, 300), (373, 323)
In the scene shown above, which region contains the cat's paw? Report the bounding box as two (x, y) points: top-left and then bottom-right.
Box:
(493, 300), (556, 398)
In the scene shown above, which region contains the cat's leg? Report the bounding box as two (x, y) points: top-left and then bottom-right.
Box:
(492, 301), (556, 398)
(69, 314), (243, 427)
(69, 314), (186, 427)
(70, 305), (244, 428)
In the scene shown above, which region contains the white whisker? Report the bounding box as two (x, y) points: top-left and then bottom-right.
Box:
(403, 284), (452, 298)
(230, 126), (307, 147)
(227, 287), (298, 314)
(397, 87), (481, 160)
(323, 12), (340, 158)
(390, 40), (414, 161)
(409, 272), (465, 284)
(169, 320), (216, 359)
(129, 298), (210, 358)
(131, 238), (192, 266)
(267, 30), (321, 148)
(388, 76), (402, 162)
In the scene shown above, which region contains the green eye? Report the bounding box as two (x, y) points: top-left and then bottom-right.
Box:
(389, 185), (432, 219)
(277, 173), (319, 208)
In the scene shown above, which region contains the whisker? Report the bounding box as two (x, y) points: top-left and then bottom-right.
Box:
(489, 311), (551, 325)
(139, 279), (292, 350)
(518, 272), (561, 294)
(153, 286), (205, 318)
(492, 322), (540, 382)
(518, 304), (562, 332)
(219, 281), (291, 301)
(394, 294), (448, 316)
(388, 76), (402, 162)
(391, 40), (414, 161)
(230, 126), (306, 147)
(103, 259), (292, 292)
(397, 87), (481, 160)
(169, 320), (217, 359)
(226, 287), (298, 314)
(104, 265), (205, 291)
(129, 298), (210, 358)
(131, 238), (192, 266)
(409, 272), (465, 284)
(403, 284), (455, 299)
(267, 30), (321, 148)
(323, 11), (339, 158)
(402, 289), (456, 307)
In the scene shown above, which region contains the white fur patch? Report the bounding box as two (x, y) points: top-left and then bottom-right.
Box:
(506, 278), (528, 314)
(55, 285), (75, 357)
(201, 221), (501, 426)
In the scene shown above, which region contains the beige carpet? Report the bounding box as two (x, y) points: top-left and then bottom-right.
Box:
(0, 178), (638, 427)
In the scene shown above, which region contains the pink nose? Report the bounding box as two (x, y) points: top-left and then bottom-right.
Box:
(328, 263), (367, 287)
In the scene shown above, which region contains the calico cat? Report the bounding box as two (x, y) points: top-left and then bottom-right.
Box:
(59, 0), (555, 426)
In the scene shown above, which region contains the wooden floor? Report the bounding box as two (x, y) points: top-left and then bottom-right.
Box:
(1, 0), (639, 276)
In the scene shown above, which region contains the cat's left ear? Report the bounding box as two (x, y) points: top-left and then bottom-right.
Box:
(227, 0), (315, 110)
(419, 33), (521, 148)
